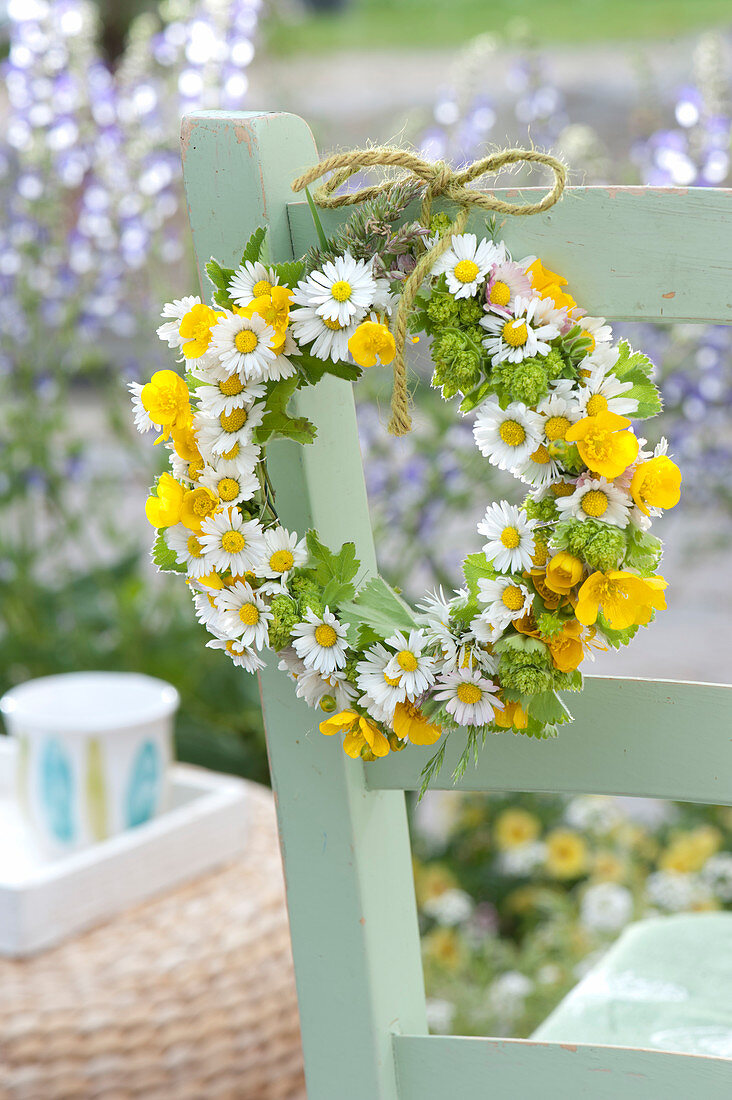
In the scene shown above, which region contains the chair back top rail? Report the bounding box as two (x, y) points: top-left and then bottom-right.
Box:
(288, 185), (732, 324)
(393, 1035), (732, 1100)
(367, 676), (732, 802)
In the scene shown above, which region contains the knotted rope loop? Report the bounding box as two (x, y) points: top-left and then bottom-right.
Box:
(292, 146), (567, 436)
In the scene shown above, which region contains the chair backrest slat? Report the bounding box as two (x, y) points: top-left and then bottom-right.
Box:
(288, 186), (732, 324)
(367, 676), (732, 802)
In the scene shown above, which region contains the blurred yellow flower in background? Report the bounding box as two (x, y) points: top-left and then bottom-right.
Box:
(495, 808), (541, 850)
(546, 829), (588, 879)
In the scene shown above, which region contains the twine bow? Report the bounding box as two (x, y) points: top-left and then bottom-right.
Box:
(292, 146), (567, 436)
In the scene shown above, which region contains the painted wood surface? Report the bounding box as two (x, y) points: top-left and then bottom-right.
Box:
(181, 110), (427, 1100)
(393, 1035), (732, 1099)
(288, 185), (732, 324)
(367, 676), (732, 802)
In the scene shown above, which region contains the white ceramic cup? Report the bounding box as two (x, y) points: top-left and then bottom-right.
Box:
(0, 672), (179, 853)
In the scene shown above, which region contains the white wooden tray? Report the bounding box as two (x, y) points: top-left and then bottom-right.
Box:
(0, 738), (250, 957)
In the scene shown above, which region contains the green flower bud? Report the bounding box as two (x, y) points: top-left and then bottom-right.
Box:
(508, 361), (549, 406)
(268, 594), (300, 650)
(427, 292), (459, 326)
(523, 494), (559, 522)
(457, 297), (484, 325)
(584, 526), (627, 572)
(319, 694), (337, 713)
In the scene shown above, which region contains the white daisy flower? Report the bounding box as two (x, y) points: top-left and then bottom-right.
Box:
(261, 527), (308, 586)
(531, 293), (573, 335)
(477, 576), (534, 631)
(199, 462), (259, 507)
(578, 366), (639, 418)
(291, 607), (349, 675)
(206, 636), (266, 672)
(555, 477), (631, 528)
(432, 233), (504, 299)
(195, 375), (265, 418)
(290, 302), (359, 362)
(434, 668), (502, 728)
(196, 434), (261, 471)
(295, 668), (357, 711)
(516, 444), (563, 489)
(209, 310), (277, 381)
(356, 643), (408, 721)
(295, 252), (377, 326)
(485, 260), (533, 316)
(228, 260), (280, 307)
(537, 391), (581, 442)
(165, 524), (213, 579)
(157, 295), (201, 349)
(383, 629), (436, 697)
(215, 581), (272, 648)
(195, 403), (264, 457)
(468, 615), (504, 661)
(473, 400), (544, 471)
(200, 507), (266, 574)
(576, 313), (613, 349)
(481, 295), (560, 363)
(277, 647), (307, 682)
(478, 501), (537, 572)
(372, 278), (397, 315)
(192, 589), (236, 637)
(128, 382), (154, 433)
(579, 342), (620, 379)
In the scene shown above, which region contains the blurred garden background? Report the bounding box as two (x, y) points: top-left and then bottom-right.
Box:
(2, 0), (732, 1040)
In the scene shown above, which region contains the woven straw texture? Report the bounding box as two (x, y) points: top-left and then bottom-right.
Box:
(0, 781), (306, 1100)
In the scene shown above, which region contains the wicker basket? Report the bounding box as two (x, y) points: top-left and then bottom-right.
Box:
(0, 781), (306, 1099)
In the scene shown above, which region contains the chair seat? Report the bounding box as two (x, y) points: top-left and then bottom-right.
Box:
(532, 912), (732, 1058)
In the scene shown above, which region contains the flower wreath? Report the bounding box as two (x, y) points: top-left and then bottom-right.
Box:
(132, 147), (681, 792)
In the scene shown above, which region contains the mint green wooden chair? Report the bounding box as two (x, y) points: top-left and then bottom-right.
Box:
(181, 110), (732, 1098)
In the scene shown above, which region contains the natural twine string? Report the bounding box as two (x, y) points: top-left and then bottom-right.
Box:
(292, 146), (567, 436)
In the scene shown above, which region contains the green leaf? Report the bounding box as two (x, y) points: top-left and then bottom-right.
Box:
(624, 379), (663, 419)
(528, 690), (572, 726)
(462, 552), (496, 600)
(205, 258), (235, 291)
(614, 339), (655, 380)
(274, 258), (305, 288)
(241, 226), (267, 267)
(321, 579), (356, 608)
(151, 532), (185, 574)
(304, 186), (329, 250)
(295, 349), (362, 386)
(339, 576), (417, 638)
(459, 379), (493, 414)
(625, 527), (663, 575)
(254, 410), (317, 445)
(305, 531), (360, 589)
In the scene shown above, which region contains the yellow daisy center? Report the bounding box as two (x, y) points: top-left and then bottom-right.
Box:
(453, 259), (479, 284)
(501, 585), (525, 611)
(544, 415), (571, 441)
(383, 671), (402, 687)
(456, 682), (482, 705)
(234, 329), (258, 355)
(239, 603), (260, 626)
(219, 407), (248, 433)
(219, 375), (244, 397)
(269, 549), (294, 573)
(499, 419), (526, 447)
(217, 477), (240, 501)
(315, 623), (338, 648)
(551, 481), (575, 497)
(502, 319), (528, 347)
(397, 650), (418, 672)
(221, 442), (240, 460)
(322, 316), (344, 331)
(186, 535), (203, 558)
(252, 279), (272, 297)
(489, 280), (511, 306)
(581, 489), (609, 517)
(221, 530), (246, 554)
(582, 329), (596, 352)
(188, 457), (203, 482)
(225, 640), (241, 657)
(586, 393), (608, 416)
(530, 444), (551, 465)
(500, 526), (521, 549)
(331, 280), (352, 302)
(533, 542), (549, 566)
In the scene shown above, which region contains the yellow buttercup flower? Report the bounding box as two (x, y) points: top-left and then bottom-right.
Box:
(495, 808), (540, 850)
(660, 826), (721, 873)
(171, 424), (200, 463)
(347, 320), (396, 368)
(547, 619), (586, 672)
(565, 410), (639, 479)
(575, 570), (667, 630)
(140, 370), (191, 440)
(145, 472), (185, 528)
(391, 701), (442, 746)
(319, 710), (390, 759)
(493, 698), (529, 730)
(545, 551), (584, 595)
(180, 486), (219, 533)
(243, 286), (292, 353)
(630, 455), (682, 516)
(525, 257), (577, 312)
(546, 828), (587, 879)
(422, 927), (465, 972)
(178, 303), (223, 359)
(414, 863), (457, 906)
